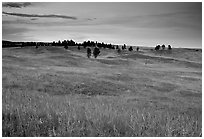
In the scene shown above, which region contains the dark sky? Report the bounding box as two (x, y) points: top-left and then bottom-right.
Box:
(2, 2), (202, 48)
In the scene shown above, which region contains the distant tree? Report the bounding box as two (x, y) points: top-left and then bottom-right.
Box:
(155, 45), (160, 51)
(162, 44), (165, 50)
(117, 48), (121, 53)
(62, 40), (67, 47)
(68, 39), (76, 46)
(58, 40), (61, 46)
(136, 47), (139, 51)
(123, 44), (126, 49)
(90, 41), (95, 47)
(116, 45), (119, 49)
(21, 42), (25, 48)
(87, 47), (92, 58)
(128, 46), (133, 51)
(93, 46), (100, 58)
(64, 45), (68, 49)
(101, 42), (106, 48)
(78, 45), (80, 50)
(168, 45), (172, 50)
(82, 41), (89, 48)
(52, 41), (56, 46)
(87, 40), (91, 46)
(77, 42), (82, 46)
(107, 43), (113, 49)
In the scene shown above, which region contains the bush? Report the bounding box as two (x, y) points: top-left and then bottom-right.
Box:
(155, 45), (160, 51)
(64, 45), (68, 49)
(168, 45), (172, 50)
(128, 46), (133, 51)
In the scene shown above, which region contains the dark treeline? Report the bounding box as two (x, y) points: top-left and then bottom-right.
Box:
(3, 39), (117, 49)
(3, 40), (173, 51)
(155, 44), (172, 51)
(61, 40), (117, 49)
(2, 40), (52, 48)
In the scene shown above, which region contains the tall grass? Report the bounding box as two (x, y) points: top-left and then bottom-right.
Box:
(2, 47), (202, 137)
(2, 92), (202, 137)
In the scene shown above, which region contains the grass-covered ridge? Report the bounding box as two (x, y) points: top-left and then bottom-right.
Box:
(2, 46), (202, 136)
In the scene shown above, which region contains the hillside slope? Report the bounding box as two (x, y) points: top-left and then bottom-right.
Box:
(2, 46), (202, 137)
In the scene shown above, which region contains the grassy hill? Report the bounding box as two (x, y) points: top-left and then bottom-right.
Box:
(2, 46), (202, 137)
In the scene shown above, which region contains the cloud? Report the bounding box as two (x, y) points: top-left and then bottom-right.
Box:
(2, 24), (34, 41)
(2, 11), (78, 20)
(2, 2), (32, 8)
(95, 11), (201, 30)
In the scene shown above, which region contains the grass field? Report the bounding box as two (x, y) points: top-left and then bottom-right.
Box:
(2, 46), (202, 137)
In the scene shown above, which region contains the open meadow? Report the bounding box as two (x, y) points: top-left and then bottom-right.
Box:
(2, 46), (202, 137)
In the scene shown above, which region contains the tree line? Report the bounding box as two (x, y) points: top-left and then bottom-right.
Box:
(2, 40), (172, 51)
(155, 44), (172, 50)
(3, 40), (116, 49)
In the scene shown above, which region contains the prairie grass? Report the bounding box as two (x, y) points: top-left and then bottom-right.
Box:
(2, 90), (202, 137)
(2, 47), (202, 137)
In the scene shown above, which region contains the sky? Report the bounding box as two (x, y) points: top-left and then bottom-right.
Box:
(2, 2), (202, 48)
